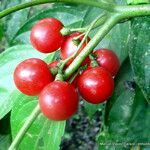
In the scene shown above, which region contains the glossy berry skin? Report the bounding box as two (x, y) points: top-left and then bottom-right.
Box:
(48, 60), (78, 87)
(39, 81), (79, 121)
(68, 74), (80, 88)
(71, 75), (79, 88)
(77, 67), (114, 104)
(30, 18), (64, 53)
(94, 49), (120, 76)
(14, 58), (53, 96)
(60, 32), (90, 66)
(48, 60), (58, 69)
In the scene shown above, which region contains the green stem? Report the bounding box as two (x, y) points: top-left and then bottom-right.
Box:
(89, 54), (99, 67)
(64, 14), (120, 79)
(61, 14), (107, 35)
(63, 4), (150, 79)
(73, 33), (85, 41)
(4, 2), (150, 149)
(55, 73), (64, 81)
(116, 4), (150, 18)
(69, 27), (87, 33)
(60, 14), (105, 70)
(0, 0), (114, 19)
(8, 104), (41, 150)
(0, 0), (150, 19)
(74, 14), (106, 56)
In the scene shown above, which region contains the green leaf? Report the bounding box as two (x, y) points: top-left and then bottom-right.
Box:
(0, 113), (10, 135)
(15, 5), (85, 36)
(92, 22), (130, 65)
(12, 2), (130, 63)
(0, 21), (5, 53)
(0, 45), (55, 119)
(2, 0), (130, 130)
(17, 4), (130, 119)
(98, 60), (150, 149)
(115, 0), (127, 4)
(83, 0), (128, 121)
(84, 6), (130, 118)
(90, 0), (129, 64)
(129, 17), (150, 101)
(11, 94), (66, 150)
(127, 0), (149, 4)
(0, 22), (4, 41)
(1, 0), (16, 10)
(2, 0), (30, 44)
(12, 4), (103, 45)
(0, 134), (11, 150)
(83, 101), (103, 119)
(87, 1), (129, 118)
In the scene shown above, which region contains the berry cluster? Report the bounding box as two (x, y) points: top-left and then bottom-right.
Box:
(13, 18), (120, 121)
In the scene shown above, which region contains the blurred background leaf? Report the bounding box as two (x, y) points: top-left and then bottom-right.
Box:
(129, 17), (150, 102)
(98, 59), (150, 150)
(11, 93), (66, 150)
(0, 135), (11, 150)
(0, 0), (150, 149)
(0, 45), (55, 119)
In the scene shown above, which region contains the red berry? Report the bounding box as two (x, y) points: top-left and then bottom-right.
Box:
(71, 75), (79, 88)
(94, 49), (120, 76)
(77, 67), (114, 104)
(60, 32), (90, 66)
(39, 81), (79, 121)
(48, 60), (58, 69)
(14, 58), (53, 96)
(30, 18), (64, 53)
(68, 74), (79, 88)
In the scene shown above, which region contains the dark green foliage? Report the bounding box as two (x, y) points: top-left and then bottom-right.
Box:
(0, 0), (149, 150)
(129, 17), (150, 101)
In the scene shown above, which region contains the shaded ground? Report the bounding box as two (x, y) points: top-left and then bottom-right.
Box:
(61, 104), (102, 150)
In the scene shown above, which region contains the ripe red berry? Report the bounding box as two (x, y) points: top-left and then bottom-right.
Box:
(14, 58), (53, 96)
(30, 18), (64, 53)
(68, 74), (80, 88)
(39, 81), (79, 121)
(77, 67), (114, 104)
(48, 60), (78, 87)
(48, 60), (58, 69)
(60, 32), (90, 66)
(94, 49), (120, 76)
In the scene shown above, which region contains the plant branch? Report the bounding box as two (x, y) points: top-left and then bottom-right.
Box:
(116, 4), (150, 19)
(74, 14), (105, 57)
(8, 104), (41, 150)
(62, 4), (150, 79)
(3, 2), (150, 149)
(61, 14), (107, 35)
(0, 0), (150, 20)
(60, 14), (105, 69)
(0, 0), (114, 19)
(64, 14), (120, 79)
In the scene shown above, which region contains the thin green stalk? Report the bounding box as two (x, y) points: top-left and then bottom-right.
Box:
(63, 4), (150, 79)
(74, 14), (106, 57)
(4, 2), (150, 150)
(0, 0), (115, 19)
(89, 54), (99, 67)
(60, 14), (105, 69)
(68, 27), (88, 33)
(61, 14), (107, 35)
(73, 33), (85, 40)
(8, 104), (41, 150)
(64, 14), (120, 79)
